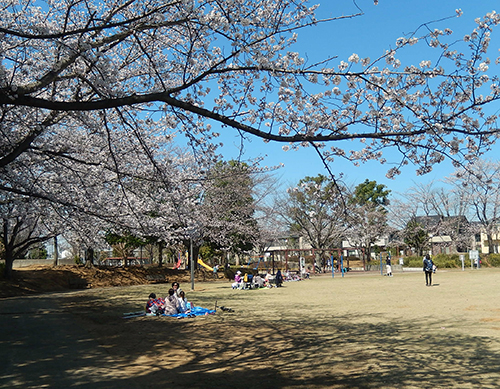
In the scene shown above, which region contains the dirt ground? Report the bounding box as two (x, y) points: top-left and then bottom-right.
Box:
(2, 267), (500, 388)
(0, 264), (216, 298)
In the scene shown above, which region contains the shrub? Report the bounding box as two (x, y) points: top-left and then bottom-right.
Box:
(405, 256), (423, 267)
(432, 253), (461, 269)
(485, 254), (500, 267)
(403, 254), (463, 269)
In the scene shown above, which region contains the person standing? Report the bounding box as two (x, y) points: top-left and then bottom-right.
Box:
(423, 254), (434, 286)
(275, 269), (284, 287)
(385, 256), (393, 277)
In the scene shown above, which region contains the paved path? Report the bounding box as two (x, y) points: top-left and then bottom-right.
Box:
(0, 293), (140, 389)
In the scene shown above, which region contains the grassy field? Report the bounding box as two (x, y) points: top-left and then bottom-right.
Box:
(24, 268), (500, 388)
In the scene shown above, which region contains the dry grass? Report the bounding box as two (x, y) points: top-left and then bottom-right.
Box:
(41, 268), (500, 388)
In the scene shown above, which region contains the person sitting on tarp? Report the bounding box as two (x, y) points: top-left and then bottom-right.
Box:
(164, 288), (180, 315)
(146, 293), (165, 315)
(171, 282), (182, 297)
(252, 274), (264, 288)
(265, 271), (275, 287)
(247, 273), (253, 287)
(176, 290), (192, 313)
(232, 270), (243, 289)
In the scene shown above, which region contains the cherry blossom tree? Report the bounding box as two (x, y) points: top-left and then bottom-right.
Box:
(448, 160), (500, 254)
(2, 1), (500, 275)
(2, 0), (500, 191)
(0, 194), (62, 279)
(389, 182), (473, 254)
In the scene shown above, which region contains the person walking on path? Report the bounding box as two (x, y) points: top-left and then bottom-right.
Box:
(423, 254), (434, 286)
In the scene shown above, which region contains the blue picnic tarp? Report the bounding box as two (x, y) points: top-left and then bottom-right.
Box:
(164, 306), (215, 318)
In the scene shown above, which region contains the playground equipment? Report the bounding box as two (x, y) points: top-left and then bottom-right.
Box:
(172, 253), (182, 269)
(246, 255), (265, 270)
(197, 258), (213, 272)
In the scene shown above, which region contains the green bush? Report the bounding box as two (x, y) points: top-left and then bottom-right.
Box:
(432, 253), (461, 269)
(403, 254), (463, 269)
(485, 254), (500, 267)
(404, 256), (423, 267)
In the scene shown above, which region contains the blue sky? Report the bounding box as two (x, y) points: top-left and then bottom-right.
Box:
(213, 0), (500, 198)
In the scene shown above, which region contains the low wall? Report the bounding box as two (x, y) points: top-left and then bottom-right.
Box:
(364, 264), (421, 272)
(13, 258), (75, 268)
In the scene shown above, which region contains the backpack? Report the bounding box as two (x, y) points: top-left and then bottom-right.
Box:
(424, 259), (433, 272)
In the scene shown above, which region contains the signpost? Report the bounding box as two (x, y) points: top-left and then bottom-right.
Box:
(469, 250), (479, 270)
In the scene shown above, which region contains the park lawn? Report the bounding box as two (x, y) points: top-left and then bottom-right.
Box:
(56, 268), (500, 388)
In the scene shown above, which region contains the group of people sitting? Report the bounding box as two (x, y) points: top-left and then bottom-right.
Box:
(146, 282), (192, 316)
(232, 269), (292, 289)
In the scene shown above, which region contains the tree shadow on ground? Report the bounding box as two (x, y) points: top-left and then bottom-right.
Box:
(2, 289), (500, 388)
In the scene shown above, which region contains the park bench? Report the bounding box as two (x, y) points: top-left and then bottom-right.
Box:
(68, 278), (92, 289)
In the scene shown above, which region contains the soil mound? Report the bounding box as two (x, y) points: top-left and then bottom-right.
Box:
(0, 265), (217, 298)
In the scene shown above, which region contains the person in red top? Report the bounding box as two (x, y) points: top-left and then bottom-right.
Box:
(145, 293), (165, 315)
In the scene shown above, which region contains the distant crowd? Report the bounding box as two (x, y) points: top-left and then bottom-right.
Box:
(231, 269), (305, 290)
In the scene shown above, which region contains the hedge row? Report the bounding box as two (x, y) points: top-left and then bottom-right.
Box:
(402, 253), (500, 268)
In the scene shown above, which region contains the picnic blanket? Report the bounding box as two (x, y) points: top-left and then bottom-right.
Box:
(164, 306), (215, 318)
(124, 306), (216, 319)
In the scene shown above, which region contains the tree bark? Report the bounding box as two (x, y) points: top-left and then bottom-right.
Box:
(157, 241), (164, 268)
(3, 248), (14, 280)
(53, 236), (59, 266)
(487, 234), (495, 254)
(84, 248), (94, 268)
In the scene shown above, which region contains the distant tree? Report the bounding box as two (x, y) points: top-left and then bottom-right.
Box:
(280, 175), (348, 258)
(350, 180), (390, 208)
(403, 219), (429, 256)
(27, 244), (48, 260)
(448, 160), (500, 254)
(201, 160), (259, 257)
(105, 231), (145, 266)
(0, 195), (61, 278)
(347, 179), (391, 262)
(394, 182), (472, 253)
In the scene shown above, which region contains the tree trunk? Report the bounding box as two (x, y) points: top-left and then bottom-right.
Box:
(157, 241), (164, 268)
(487, 234), (495, 254)
(53, 236), (59, 266)
(3, 248), (14, 280)
(365, 243), (372, 263)
(84, 248), (94, 268)
(314, 250), (321, 273)
(2, 221), (14, 279)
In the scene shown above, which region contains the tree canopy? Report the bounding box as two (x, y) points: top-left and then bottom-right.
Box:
(2, 1), (500, 274)
(281, 174), (348, 250)
(2, 0), (500, 186)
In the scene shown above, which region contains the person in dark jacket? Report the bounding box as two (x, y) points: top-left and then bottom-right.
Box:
(423, 254), (434, 286)
(275, 269), (284, 287)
